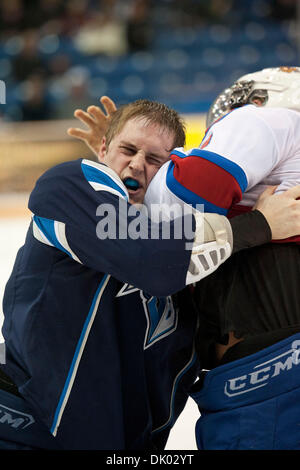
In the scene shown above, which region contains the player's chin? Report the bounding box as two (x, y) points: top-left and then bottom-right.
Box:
(128, 188), (145, 205)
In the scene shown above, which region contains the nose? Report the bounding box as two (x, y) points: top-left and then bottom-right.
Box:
(128, 152), (146, 173)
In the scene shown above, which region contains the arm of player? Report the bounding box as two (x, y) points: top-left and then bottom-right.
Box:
(186, 184), (300, 282)
(28, 158), (200, 297)
(29, 157), (300, 294)
(163, 105), (288, 216)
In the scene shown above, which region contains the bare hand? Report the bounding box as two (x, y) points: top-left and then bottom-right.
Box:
(255, 185), (300, 239)
(67, 96), (117, 156)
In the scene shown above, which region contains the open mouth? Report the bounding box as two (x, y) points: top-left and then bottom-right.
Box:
(123, 178), (141, 192)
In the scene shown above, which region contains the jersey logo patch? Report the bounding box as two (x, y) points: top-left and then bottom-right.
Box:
(116, 283), (140, 297)
(141, 293), (178, 349)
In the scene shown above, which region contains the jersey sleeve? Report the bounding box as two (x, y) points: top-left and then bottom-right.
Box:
(198, 105), (281, 190)
(148, 106), (282, 216)
(28, 158), (194, 297)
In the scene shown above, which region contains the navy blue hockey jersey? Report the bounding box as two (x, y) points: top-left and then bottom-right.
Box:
(1, 159), (199, 450)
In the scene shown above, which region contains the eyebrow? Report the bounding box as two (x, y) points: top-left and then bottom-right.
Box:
(119, 141), (171, 160)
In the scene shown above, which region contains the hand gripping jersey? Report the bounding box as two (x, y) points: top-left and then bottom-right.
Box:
(1, 159), (200, 450)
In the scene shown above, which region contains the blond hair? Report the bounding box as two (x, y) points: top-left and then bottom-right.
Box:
(105, 99), (186, 149)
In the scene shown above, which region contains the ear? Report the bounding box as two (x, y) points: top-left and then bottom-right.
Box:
(97, 136), (107, 163)
(251, 98), (263, 107)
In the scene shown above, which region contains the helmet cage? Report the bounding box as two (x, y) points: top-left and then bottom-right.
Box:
(206, 67), (300, 127)
(206, 80), (268, 127)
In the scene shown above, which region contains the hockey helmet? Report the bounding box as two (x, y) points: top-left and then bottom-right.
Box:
(206, 66), (300, 127)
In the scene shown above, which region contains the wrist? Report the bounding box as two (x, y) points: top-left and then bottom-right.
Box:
(230, 209), (272, 254)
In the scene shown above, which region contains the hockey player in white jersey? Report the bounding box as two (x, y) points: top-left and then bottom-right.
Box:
(182, 66), (300, 450)
(140, 66), (300, 449)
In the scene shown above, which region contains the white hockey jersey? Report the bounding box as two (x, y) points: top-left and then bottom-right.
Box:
(145, 105), (300, 218)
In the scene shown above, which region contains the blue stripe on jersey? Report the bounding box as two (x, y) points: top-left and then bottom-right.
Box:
(33, 215), (72, 257)
(171, 149), (187, 159)
(81, 162), (128, 200)
(147, 297), (161, 339)
(166, 162), (228, 215)
(50, 274), (110, 436)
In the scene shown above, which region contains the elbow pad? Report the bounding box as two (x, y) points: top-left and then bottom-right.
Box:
(186, 212), (233, 285)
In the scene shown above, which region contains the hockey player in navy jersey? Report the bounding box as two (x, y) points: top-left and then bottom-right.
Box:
(1, 96), (300, 451)
(68, 67), (300, 450)
(0, 98), (235, 450)
(0, 99), (201, 450)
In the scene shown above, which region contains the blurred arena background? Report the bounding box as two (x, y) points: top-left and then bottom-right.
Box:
(0, 0), (299, 450)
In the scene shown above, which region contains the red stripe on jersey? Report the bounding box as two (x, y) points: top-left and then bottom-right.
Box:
(229, 203), (300, 244)
(199, 133), (213, 149)
(171, 153), (242, 210)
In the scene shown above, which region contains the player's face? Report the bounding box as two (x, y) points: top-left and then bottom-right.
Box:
(99, 117), (175, 204)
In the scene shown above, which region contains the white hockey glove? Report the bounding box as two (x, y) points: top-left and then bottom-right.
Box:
(186, 212), (233, 285)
